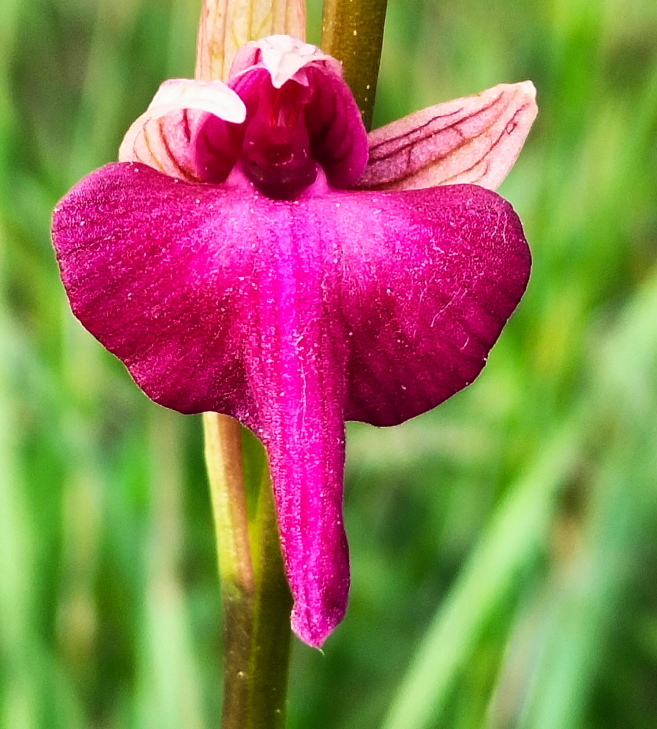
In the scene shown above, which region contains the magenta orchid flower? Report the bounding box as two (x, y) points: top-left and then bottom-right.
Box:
(52, 35), (536, 648)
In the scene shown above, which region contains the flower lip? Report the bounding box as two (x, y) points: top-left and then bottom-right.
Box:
(52, 161), (531, 647)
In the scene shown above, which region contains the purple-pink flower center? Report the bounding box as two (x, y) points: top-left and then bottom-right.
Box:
(189, 42), (370, 199)
(241, 80), (318, 199)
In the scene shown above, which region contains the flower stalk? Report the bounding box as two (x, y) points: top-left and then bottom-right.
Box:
(203, 413), (254, 729)
(321, 0), (389, 130)
(204, 414), (292, 729)
(245, 465), (294, 728)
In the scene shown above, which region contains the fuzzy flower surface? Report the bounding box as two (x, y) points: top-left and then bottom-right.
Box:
(52, 35), (537, 648)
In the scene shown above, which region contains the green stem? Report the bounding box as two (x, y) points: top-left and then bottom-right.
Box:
(247, 467), (293, 728)
(320, 0), (389, 130)
(203, 413), (254, 729)
(203, 414), (292, 729)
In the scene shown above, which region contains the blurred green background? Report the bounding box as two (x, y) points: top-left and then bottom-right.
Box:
(2, 0), (657, 727)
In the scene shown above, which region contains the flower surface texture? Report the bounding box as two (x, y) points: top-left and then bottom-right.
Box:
(52, 35), (537, 648)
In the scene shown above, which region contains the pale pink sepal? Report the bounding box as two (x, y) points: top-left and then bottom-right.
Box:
(195, 0), (306, 82)
(358, 82), (537, 192)
(229, 35), (342, 88)
(118, 79), (246, 180)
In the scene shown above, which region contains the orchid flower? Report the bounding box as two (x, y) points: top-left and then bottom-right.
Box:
(52, 34), (536, 648)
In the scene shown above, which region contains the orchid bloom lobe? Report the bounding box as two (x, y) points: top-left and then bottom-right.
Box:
(52, 35), (535, 648)
(358, 81), (538, 191)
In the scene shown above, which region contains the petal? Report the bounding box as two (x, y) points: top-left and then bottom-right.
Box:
(195, 0), (306, 82)
(242, 241), (351, 647)
(358, 82), (537, 191)
(52, 163), (351, 647)
(119, 79), (246, 181)
(329, 184), (531, 424)
(229, 35), (368, 189)
(127, 78), (247, 123)
(229, 35), (341, 89)
(52, 162), (253, 414)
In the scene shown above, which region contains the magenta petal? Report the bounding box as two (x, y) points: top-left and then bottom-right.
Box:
(304, 66), (369, 188)
(331, 185), (531, 424)
(243, 262), (350, 646)
(52, 162), (351, 646)
(52, 163), (529, 647)
(53, 163), (253, 415)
